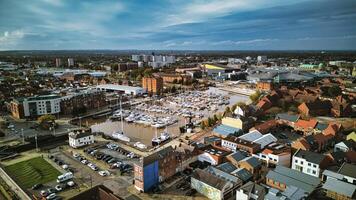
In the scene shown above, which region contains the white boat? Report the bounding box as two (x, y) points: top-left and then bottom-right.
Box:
(134, 142), (147, 149)
(152, 128), (161, 146)
(112, 131), (130, 142)
(112, 97), (130, 143)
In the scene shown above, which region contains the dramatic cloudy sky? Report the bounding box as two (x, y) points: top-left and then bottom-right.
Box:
(0, 0), (356, 50)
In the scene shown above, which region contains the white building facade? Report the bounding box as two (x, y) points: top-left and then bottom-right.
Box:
(292, 153), (321, 177)
(69, 131), (94, 148)
(22, 95), (61, 117)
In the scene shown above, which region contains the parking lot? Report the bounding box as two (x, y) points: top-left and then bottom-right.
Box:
(48, 142), (138, 198)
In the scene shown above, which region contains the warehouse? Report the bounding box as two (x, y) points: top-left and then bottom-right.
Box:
(95, 84), (145, 95)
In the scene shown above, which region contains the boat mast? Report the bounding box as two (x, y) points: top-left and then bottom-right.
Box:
(120, 95), (124, 133)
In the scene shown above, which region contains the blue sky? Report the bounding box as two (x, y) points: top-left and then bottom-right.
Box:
(0, 0), (355, 50)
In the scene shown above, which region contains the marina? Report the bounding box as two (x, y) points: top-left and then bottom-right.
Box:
(90, 87), (251, 147)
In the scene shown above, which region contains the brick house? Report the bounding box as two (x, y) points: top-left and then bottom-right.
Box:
(294, 119), (318, 135)
(298, 99), (332, 117)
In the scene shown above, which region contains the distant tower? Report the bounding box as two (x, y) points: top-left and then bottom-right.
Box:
(68, 58), (74, 67)
(55, 58), (62, 67)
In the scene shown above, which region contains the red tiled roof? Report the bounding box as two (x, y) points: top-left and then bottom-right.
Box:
(252, 119), (278, 134)
(323, 123), (341, 136)
(295, 119), (318, 129)
(262, 149), (273, 154)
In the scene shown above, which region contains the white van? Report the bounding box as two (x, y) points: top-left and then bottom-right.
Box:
(57, 172), (73, 183)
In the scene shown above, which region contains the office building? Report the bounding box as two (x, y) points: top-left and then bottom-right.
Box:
(55, 58), (62, 67)
(142, 76), (163, 95)
(68, 58), (74, 67)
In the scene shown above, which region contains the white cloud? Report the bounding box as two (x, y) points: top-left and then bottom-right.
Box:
(212, 38), (278, 46)
(0, 30), (25, 44)
(164, 0), (309, 26)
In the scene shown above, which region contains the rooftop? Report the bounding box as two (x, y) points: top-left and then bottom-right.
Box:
(191, 169), (230, 190)
(322, 179), (356, 198)
(294, 149), (326, 165)
(338, 163), (356, 179)
(213, 124), (241, 136)
(266, 165), (320, 193)
(275, 113), (299, 122)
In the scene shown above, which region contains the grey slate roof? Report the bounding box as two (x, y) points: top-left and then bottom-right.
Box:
(216, 162), (237, 174)
(239, 181), (265, 198)
(322, 179), (356, 198)
(240, 156), (261, 168)
(228, 151), (247, 163)
(191, 169), (229, 190)
(206, 166), (242, 185)
(315, 122), (328, 131)
(266, 165), (320, 193)
(232, 168), (253, 182)
(338, 163), (356, 179)
(294, 149), (326, 165)
(275, 113), (299, 122)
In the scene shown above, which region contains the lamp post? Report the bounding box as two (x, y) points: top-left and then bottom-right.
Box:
(21, 128), (24, 143)
(35, 133), (38, 152)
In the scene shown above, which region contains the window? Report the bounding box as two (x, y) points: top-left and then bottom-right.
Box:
(307, 168), (311, 173)
(295, 159), (298, 163)
(313, 164), (317, 168)
(312, 170), (316, 174)
(300, 161), (303, 165)
(308, 163), (311, 166)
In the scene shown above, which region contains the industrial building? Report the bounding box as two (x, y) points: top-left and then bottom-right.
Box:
(95, 84), (145, 95)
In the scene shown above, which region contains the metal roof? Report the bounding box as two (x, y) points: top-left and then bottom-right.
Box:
(213, 124), (241, 136)
(275, 113), (299, 122)
(266, 165), (320, 193)
(216, 162), (237, 174)
(228, 151), (247, 163)
(238, 130), (263, 141)
(322, 179), (356, 197)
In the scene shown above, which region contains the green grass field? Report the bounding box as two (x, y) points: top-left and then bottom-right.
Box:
(4, 157), (61, 188)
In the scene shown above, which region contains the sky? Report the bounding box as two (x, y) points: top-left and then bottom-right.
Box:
(0, 0), (356, 50)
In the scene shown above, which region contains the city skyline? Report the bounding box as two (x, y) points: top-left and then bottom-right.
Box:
(1, 0), (356, 50)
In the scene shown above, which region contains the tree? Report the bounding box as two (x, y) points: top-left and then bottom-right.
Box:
(200, 121), (206, 130)
(223, 106), (232, 117)
(170, 86), (177, 93)
(208, 117), (214, 127)
(37, 114), (56, 124)
(236, 102), (246, 107)
(249, 91), (262, 103)
(213, 114), (218, 123)
(231, 104), (237, 113)
(136, 74), (142, 82)
(328, 85), (342, 97)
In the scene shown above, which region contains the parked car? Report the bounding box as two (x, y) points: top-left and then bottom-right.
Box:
(127, 152), (135, 158)
(46, 193), (56, 200)
(81, 160), (89, 164)
(95, 153), (104, 160)
(31, 183), (43, 190)
(103, 156), (113, 162)
(47, 188), (57, 194)
(67, 181), (75, 187)
(98, 170), (110, 176)
(73, 153), (81, 158)
(40, 190), (49, 197)
(55, 185), (62, 192)
(107, 158), (117, 164)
